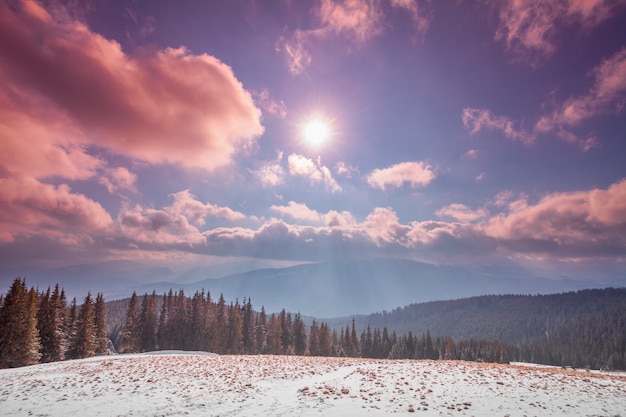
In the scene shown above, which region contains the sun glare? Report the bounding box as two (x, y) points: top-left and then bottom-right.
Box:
(302, 118), (330, 147)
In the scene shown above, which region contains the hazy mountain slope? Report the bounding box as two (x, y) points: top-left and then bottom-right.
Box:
(133, 259), (603, 316)
(339, 288), (626, 344)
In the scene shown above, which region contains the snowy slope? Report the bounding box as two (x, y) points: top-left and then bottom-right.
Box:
(1, 353), (624, 416)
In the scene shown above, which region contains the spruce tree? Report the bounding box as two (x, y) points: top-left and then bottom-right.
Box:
(120, 292), (140, 353)
(94, 293), (108, 355)
(228, 301), (243, 354)
(72, 292), (96, 359)
(139, 292), (157, 352)
(255, 306), (267, 354)
(293, 313), (307, 355)
(0, 279), (42, 368)
(308, 320), (320, 356)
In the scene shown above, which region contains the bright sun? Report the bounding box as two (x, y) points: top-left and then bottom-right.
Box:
(302, 118), (330, 147)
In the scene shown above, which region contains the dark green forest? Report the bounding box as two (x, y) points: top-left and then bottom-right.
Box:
(1, 278), (625, 370)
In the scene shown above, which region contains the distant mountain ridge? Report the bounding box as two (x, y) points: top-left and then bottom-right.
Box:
(3, 259), (623, 317)
(113, 259), (619, 317)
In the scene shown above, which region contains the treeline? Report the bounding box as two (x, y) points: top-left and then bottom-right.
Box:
(343, 288), (626, 370)
(0, 279), (108, 368)
(115, 289), (510, 364)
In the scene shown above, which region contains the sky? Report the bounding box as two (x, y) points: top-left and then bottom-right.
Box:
(0, 0), (625, 284)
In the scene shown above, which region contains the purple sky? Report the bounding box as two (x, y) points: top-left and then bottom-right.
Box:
(0, 0), (625, 282)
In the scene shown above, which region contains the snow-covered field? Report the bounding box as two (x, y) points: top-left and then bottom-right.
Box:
(1, 353), (624, 416)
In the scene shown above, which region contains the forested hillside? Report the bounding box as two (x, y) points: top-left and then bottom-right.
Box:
(106, 287), (626, 370)
(341, 288), (626, 369)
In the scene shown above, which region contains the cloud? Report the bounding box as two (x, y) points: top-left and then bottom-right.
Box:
(367, 161), (435, 190)
(279, 0), (432, 74)
(316, 0), (385, 42)
(389, 0), (431, 40)
(0, 0), (264, 171)
(462, 108), (534, 145)
(437, 204), (488, 223)
(270, 201), (323, 223)
(466, 48), (626, 150)
(495, 0), (626, 64)
(535, 47), (626, 148)
(335, 161), (359, 178)
(287, 154), (342, 192)
(0, 177), (113, 240)
(484, 179), (626, 255)
(168, 190), (246, 224)
(255, 163), (286, 188)
(253, 89), (287, 119)
(99, 167), (138, 195)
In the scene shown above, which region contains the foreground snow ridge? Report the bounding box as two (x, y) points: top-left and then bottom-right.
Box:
(1, 354), (624, 416)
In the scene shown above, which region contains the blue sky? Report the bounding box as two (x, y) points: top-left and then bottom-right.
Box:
(0, 0), (625, 283)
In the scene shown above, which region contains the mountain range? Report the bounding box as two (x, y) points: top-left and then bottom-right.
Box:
(2, 259), (623, 317)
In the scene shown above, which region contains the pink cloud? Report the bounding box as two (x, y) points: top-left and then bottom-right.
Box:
(255, 163), (285, 188)
(102, 179), (626, 264)
(287, 153), (342, 192)
(485, 179), (626, 249)
(0, 1), (263, 171)
(316, 0), (385, 42)
(462, 108), (534, 145)
(436, 203), (488, 223)
(279, 0), (431, 74)
(335, 161), (359, 178)
(277, 30), (313, 75)
(495, 0), (626, 63)
(389, 0), (431, 40)
(535, 47), (626, 148)
(253, 89), (287, 119)
(117, 204), (205, 246)
(270, 201), (323, 223)
(168, 190), (246, 224)
(99, 167), (138, 194)
(0, 177), (113, 240)
(367, 161), (435, 190)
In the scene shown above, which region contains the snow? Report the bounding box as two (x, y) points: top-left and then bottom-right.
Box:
(1, 353), (624, 416)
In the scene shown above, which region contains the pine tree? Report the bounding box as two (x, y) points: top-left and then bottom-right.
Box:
(350, 319), (360, 357)
(214, 294), (229, 354)
(242, 298), (255, 354)
(157, 291), (172, 350)
(37, 287), (54, 363)
(65, 297), (78, 359)
(318, 322), (332, 356)
(255, 306), (267, 354)
(0, 279), (41, 368)
(139, 292), (157, 352)
(308, 320), (320, 356)
(279, 309), (293, 354)
(94, 293), (108, 355)
(50, 285), (68, 361)
(72, 293), (97, 359)
(228, 300), (243, 354)
(120, 292), (140, 353)
(292, 313), (307, 355)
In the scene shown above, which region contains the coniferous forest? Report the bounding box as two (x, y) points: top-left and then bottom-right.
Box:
(1, 278), (625, 370)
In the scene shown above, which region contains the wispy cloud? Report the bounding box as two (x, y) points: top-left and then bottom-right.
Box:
(464, 47), (626, 150)
(495, 0), (626, 64)
(279, 0), (432, 74)
(253, 89), (287, 119)
(437, 204), (488, 223)
(367, 161), (436, 190)
(462, 108), (534, 145)
(535, 47), (626, 149)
